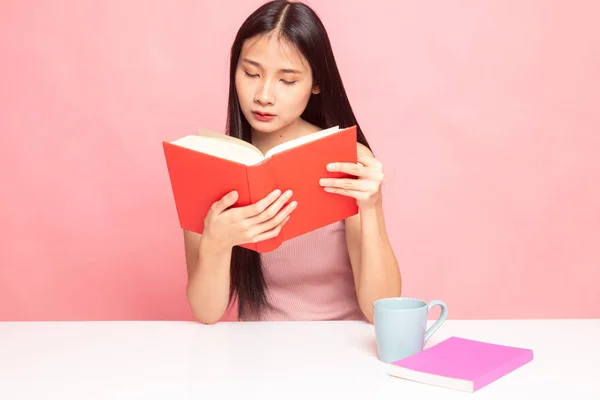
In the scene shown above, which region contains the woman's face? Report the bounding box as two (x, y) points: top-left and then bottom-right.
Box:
(235, 33), (320, 135)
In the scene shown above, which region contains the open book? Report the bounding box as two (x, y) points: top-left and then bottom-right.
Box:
(162, 125), (358, 252)
(169, 125), (343, 166)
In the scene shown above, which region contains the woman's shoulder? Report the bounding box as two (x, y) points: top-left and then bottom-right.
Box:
(356, 142), (374, 157)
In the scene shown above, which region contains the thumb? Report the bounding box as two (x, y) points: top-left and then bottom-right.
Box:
(212, 190), (238, 214)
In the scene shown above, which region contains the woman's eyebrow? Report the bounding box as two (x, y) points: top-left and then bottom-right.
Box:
(242, 58), (302, 74)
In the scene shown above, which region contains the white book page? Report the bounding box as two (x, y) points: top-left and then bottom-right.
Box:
(170, 135), (265, 166)
(264, 126), (340, 158)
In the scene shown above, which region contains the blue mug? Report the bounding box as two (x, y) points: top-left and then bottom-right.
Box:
(373, 297), (448, 363)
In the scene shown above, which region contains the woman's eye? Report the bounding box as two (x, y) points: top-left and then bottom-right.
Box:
(243, 71), (295, 85)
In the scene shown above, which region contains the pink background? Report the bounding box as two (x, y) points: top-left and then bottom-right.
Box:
(1, 0), (598, 321)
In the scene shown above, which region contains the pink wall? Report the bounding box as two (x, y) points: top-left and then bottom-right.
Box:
(1, 0), (598, 321)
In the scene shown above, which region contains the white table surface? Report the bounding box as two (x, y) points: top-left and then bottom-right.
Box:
(0, 319), (598, 399)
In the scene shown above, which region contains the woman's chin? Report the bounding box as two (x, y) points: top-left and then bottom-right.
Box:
(248, 119), (284, 135)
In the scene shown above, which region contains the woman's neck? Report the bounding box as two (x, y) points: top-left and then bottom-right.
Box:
(251, 118), (321, 155)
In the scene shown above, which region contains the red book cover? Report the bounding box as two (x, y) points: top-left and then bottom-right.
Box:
(162, 125), (358, 252)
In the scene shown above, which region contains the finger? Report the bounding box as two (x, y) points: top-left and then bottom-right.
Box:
(320, 178), (378, 192)
(210, 190), (239, 214)
(326, 162), (383, 180)
(251, 199), (297, 235)
(234, 189), (281, 219)
(251, 215), (291, 243)
(248, 190), (293, 224)
(326, 162), (365, 177)
(323, 187), (369, 200)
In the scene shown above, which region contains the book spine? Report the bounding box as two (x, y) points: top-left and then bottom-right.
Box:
(239, 159), (281, 253)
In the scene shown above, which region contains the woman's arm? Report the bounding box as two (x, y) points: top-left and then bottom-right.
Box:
(183, 230), (233, 324)
(319, 143), (402, 322)
(344, 201), (401, 323)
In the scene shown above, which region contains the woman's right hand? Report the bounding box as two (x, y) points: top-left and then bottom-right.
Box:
(201, 189), (297, 252)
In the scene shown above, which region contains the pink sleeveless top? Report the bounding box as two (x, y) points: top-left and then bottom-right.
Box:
(242, 220), (366, 322)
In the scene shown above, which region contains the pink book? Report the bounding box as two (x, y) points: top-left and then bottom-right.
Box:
(388, 336), (534, 392)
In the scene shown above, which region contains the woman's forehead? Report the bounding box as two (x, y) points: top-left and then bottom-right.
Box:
(240, 34), (309, 72)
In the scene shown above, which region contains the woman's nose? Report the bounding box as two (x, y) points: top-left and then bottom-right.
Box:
(254, 79), (275, 106)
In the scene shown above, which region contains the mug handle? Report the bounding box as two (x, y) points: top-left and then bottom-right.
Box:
(424, 300), (448, 343)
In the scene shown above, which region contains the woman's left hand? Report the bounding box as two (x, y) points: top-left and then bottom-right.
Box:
(319, 144), (384, 210)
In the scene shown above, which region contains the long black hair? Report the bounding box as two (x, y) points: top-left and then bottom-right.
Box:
(225, 0), (372, 320)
